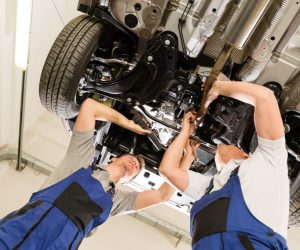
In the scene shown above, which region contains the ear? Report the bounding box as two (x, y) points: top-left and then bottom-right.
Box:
(111, 157), (116, 162)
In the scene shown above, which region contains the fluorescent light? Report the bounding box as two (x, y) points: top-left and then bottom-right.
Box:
(15, 0), (33, 70)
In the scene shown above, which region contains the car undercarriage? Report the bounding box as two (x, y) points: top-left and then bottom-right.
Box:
(39, 0), (300, 224)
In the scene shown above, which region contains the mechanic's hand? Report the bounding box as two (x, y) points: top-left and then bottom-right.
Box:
(182, 111), (197, 134)
(204, 80), (221, 109)
(128, 120), (152, 135)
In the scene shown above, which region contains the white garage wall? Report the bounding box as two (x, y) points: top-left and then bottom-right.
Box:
(0, 0), (80, 146)
(24, 0), (81, 136)
(0, 0), (21, 146)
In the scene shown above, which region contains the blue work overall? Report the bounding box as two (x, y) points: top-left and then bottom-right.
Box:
(0, 166), (113, 250)
(190, 167), (288, 249)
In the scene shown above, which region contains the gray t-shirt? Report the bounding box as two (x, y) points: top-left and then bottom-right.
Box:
(41, 129), (138, 216)
(183, 136), (289, 238)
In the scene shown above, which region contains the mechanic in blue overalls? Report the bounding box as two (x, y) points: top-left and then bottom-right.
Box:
(0, 98), (177, 249)
(160, 80), (289, 249)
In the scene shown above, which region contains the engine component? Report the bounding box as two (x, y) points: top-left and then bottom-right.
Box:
(177, 0), (195, 58)
(161, 0), (234, 58)
(192, 148), (215, 172)
(263, 81), (282, 101)
(197, 96), (256, 153)
(86, 32), (179, 103)
(281, 70), (300, 113)
(109, 0), (169, 39)
(77, 0), (98, 14)
(132, 109), (164, 152)
(284, 111), (300, 156)
(133, 105), (178, 149)
(91, 55), (136, 67)
(185, 0), (232, 58)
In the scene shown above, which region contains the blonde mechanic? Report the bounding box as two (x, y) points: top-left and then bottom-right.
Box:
(0, 98), (194, 249)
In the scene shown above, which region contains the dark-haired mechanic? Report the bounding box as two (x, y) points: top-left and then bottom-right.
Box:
(160, 81), (289, 249)
(0, 98), (177, 249)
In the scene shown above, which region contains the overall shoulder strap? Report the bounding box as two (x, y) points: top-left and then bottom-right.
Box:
(90, 158), (100, 171)
(230, 166), (240, 177)
(205, 178), (214, 195)
(204, 165), (240, 195)
(89, 158), (116, 197)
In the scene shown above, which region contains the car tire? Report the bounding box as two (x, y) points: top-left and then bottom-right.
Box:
(290, 184), (300, 227)
(39, 15), (107, 118)
(289, 164), (300, 227)
(283, 111), (300, 227)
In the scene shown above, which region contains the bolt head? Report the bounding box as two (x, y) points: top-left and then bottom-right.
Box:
(164, 39), (171, 46)
(147, 55), (153, 62)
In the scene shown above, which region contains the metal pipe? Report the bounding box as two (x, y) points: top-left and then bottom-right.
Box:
(133, 105), (217, 153)
(17, 70), (27, 171)
(129, 135), (137, 154)
(281, 70), (300, 113)
(224, 0), (271, 49)
(196, 44), (234, 126)
(91, 55), (136, 67)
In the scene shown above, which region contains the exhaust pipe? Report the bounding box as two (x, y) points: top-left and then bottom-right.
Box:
(224, 0), (271, 49)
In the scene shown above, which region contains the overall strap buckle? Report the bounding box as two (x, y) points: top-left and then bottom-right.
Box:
(204, 165), (240, 195)
(90, 158), (100, 171)
(107, 182), (115, 196)
(89, 158), (115, 196)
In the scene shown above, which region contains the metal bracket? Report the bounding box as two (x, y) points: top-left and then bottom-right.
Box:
(0, 147), (54, 176)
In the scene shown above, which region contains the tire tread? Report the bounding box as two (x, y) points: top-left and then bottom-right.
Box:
(39, 15), (104, 118)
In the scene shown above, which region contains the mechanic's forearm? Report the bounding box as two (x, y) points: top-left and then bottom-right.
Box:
(134, 182), (175, 210)
(215, 81), (273, 107)
(92, 100), (134, 130)
(158, 182), (176, 202)
(93, 101), (124, 122)
(103, 110), (132, 130)
(160, 127), (190, 172)
(179, 155), (194, 171)
(216, 81), (284, 139)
